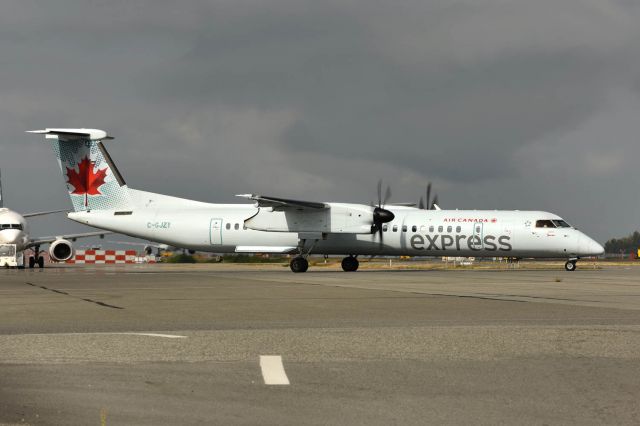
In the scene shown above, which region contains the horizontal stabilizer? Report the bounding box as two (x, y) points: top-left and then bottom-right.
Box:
(26, 128), (113, 141)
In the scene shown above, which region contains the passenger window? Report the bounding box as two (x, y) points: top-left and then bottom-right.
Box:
(476, 226), (481, 233)
(438, 226), (443, 232)
(412, 225), (417, 232)
(393, 225), (398, 232)
(456, 226), (461, 233)
(402, 225), (407, 232)
(535, 220), (556, 228)
(382, 224), (388, 232)
(447, 226), (452, 233)
(234, 223), (239, 230)
(225, 223), (230, 230)
(429, 226), (434, 233)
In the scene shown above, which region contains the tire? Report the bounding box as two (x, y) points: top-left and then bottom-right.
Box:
(290, 257), (309, 273)
(37, 256), (45, 268)
(564, 261), (576, 271)
(28, 256), (35, 269)
(341, 256), (359, 272)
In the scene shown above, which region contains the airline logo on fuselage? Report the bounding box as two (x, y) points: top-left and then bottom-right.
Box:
(443, 217), (498, 223)
(410, 234), (512, 252)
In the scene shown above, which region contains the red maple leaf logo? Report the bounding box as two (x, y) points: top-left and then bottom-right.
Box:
(66, 157), (108, 206)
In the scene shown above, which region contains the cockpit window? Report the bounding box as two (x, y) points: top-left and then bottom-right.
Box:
(535, 220), (556, 228)
(552, 220), (571, 228)
(1, 224), (22, 230)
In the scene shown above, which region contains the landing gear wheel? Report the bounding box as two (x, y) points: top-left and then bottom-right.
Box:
(28, 256), (35, 269)
(341, 256), (359, 272)
(564, 260), (577, 271)
(290, 256), (309, 273)
(37, 256), (45, 268)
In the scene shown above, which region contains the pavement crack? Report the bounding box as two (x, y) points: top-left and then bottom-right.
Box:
(24, 282), (124, 310)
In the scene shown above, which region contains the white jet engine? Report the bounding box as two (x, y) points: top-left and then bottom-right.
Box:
(49, 239), (74, 262)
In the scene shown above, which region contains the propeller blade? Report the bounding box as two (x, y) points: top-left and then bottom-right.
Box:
(431, 194), (439, 210)
(377, 179), (382, 207)
(426, 183), (432, 210)
(383, 186), (392, 206)
(418, 197), (424, 209)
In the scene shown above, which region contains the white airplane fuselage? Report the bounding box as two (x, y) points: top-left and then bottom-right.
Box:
(66, 191), (603, 259)
(30, 127), (604, 271)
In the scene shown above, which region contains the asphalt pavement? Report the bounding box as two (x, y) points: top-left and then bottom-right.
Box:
(1, 264), (639, 425)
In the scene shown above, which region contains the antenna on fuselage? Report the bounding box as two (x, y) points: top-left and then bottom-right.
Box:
(0, 168), (4, 208)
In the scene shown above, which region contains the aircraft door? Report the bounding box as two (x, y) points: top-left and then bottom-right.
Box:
(210, 218), (223, 245)
(470, 222), (484, 250)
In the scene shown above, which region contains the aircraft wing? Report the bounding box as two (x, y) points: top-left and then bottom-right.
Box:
(22, 209), (70, 218)
(236, 194), (327, 210)
(27, 231), (113, 247)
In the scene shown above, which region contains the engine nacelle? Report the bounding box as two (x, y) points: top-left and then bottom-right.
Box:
(49, 239), (73, 262)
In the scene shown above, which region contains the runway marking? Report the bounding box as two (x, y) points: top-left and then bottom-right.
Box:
(260, 355), (290, 385)
(6, 332), (187, 339)
(116, 332), (187, 339)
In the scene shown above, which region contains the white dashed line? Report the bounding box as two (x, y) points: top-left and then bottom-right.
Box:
(260, 355), (290, 385)
(8, 332), (187, 339)
(116, 333), (187, 339)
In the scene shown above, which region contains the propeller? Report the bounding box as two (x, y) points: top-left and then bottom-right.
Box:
(372, 179), (395, 247)
(421, 182), (439, 210)
(431, 194), (439, 210)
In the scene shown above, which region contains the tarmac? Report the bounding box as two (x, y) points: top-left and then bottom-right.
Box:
(1, 263), (639, 425)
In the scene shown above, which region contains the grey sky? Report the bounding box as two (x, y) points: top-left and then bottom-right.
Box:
(0, 0), (639, 243)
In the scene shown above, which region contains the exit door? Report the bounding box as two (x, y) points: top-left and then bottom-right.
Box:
(470, 222), (484, 250)
(210, 218), (223, 244)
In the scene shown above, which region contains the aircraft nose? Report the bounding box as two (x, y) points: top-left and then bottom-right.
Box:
(579, 235), (604, 256)
(0, 229), (21, 244)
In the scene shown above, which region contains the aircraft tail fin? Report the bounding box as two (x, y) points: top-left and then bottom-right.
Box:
(27, 128), (132, 212)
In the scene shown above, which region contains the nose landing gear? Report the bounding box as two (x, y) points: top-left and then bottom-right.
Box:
(564, 258), (578, 271)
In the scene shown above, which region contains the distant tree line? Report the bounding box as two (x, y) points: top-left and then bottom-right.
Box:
(604, 231), (640, 254)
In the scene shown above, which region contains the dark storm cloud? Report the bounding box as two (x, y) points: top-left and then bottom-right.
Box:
(141, 0), (638, 182)
(0, 0), (639, 241)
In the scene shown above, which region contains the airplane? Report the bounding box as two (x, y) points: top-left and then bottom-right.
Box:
(0, 168), (111, 268)
(28, 128), (604, 273)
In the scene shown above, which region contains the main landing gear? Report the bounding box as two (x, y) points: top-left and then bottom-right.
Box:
(28, 245), (45, 269)
(341, 255), (359, 272)
(564, 258), (578, 271)
(289, 234), (320, 273)
(290, 256), (309, 273)
(288, 233), (361, 273)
